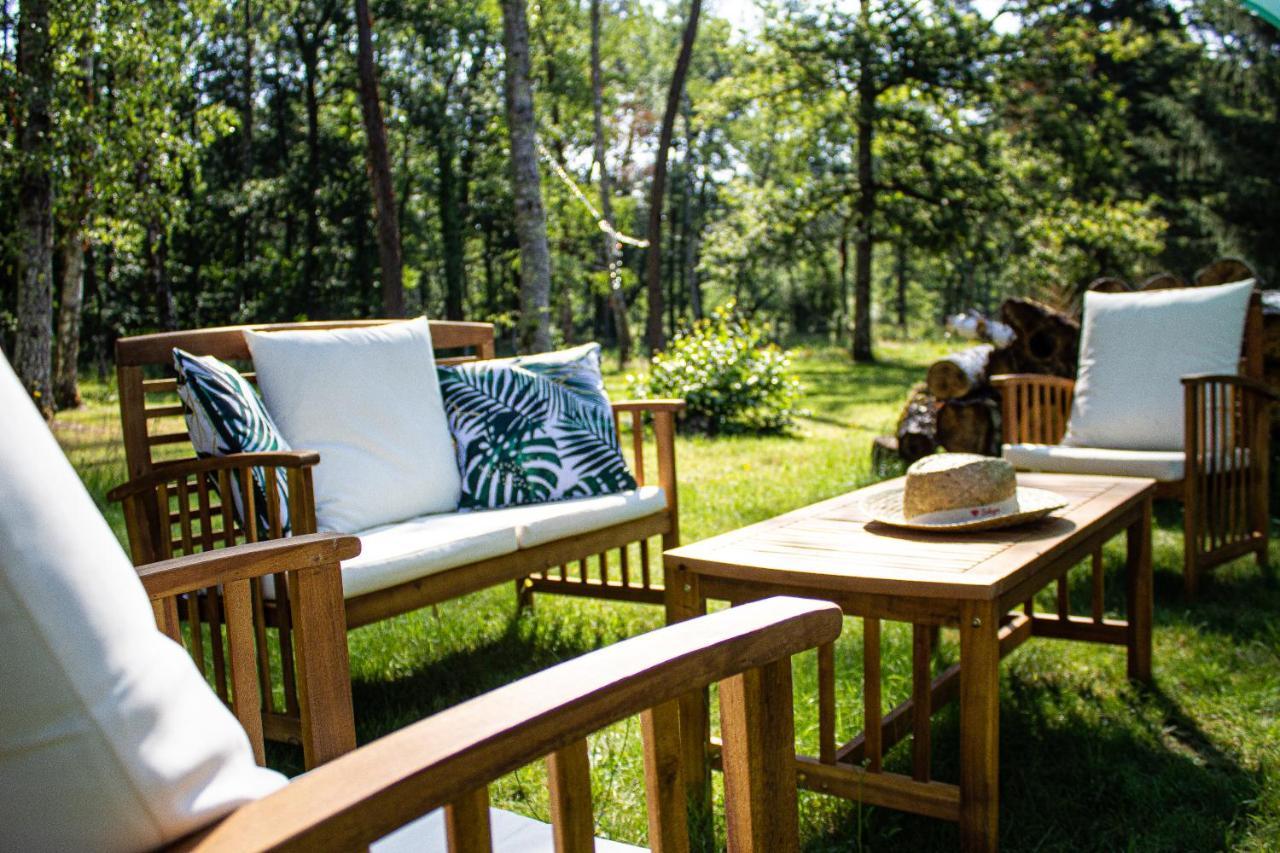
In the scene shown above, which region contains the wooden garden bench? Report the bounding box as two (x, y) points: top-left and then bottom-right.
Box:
(108, 319), (683, 746)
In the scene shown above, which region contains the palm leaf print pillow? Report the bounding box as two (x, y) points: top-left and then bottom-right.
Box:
(438, 344), (636, 509)
(173, 348), (292, 536)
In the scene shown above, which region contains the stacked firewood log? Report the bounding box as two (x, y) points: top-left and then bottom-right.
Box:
(893, 298), (1080, 463)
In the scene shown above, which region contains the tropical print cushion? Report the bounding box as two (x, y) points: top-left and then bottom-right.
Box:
(438, 343), (636, 509)
(507, 343), (615, 413)
(173, 348), (291, 536)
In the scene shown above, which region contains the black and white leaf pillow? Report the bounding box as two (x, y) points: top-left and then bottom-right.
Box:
(173, 348), (292, 536)
(438, 344), (636, 510)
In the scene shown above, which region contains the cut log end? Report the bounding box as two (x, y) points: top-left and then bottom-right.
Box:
(926, 344), (993, 401)
(936, 393), (1001, 457)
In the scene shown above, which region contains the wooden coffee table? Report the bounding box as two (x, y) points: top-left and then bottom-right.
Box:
(663, 472), (1154, 852)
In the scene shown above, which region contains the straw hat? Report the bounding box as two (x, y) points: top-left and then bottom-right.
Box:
(864, 453), (1067, 532)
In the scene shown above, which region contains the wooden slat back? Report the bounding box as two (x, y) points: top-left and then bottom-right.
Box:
(996, 376), (1074, 445)
(116, 319), (496, 479)
(146, 576), (267, 765)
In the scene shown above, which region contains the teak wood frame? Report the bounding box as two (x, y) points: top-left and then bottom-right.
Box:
(161, 585), (842, 853)
(992, 292), (1276, 596)
(110, 319), (683, 747)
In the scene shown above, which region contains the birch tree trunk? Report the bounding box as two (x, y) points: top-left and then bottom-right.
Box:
(643, 0), (702, 355)
(14, 0), (55, 416)
(591, 0), (631, 366)
(53, 236), (85, 409)
(501, 0), (552, 353)
(53, 29), (94, 409)
(355, 0), (404, 317)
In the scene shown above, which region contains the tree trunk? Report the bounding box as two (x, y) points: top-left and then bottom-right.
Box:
(13, 0), (55, 416)
(851, 15), (876, 364)
(53, 28), (94, 410)
(643, 0), (702, 354)
(501, 0), (552, 353)
(591, 0), (632, 366)
(432, 122), (466, 320)
(237, 0), (255, 309)
(53, 235), (85, 409)
(836, 227), (850, 344)
(355, 0), (404, 317)
(896, 240), (908, 330)
(296, 28), (321, 304)
(146, 223), (174, 331)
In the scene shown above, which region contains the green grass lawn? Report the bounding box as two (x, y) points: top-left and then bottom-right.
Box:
(56, 340), (1280, 851)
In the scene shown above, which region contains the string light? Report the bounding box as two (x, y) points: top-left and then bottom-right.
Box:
(537, 141), (647, 296)
(537, 141), (649, 249)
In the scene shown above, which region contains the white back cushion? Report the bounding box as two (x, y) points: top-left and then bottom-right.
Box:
(1062, 280), (1253, 451)
(0, 355), (285, 852)
(246, 318), (461, 532)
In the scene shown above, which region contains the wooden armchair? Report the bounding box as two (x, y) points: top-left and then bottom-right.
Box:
(109, 320), (685, 746)
(138, 533), (360, 770)
(993, 292), (1276, 596)
(168, 587), (841, 852)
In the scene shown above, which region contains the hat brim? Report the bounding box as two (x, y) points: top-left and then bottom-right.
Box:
(862, 486), (1068, 533)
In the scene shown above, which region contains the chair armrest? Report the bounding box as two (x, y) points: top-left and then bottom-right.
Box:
(611, 399), (687, 413)
(990, 374), (1076, 446)
(107, 451), (321, 503)
(137, 533), (360, 599)
(1182, 373), (1277, 468)
(180, 596), (842, 852)
(611, 400), (685, 542)
(1182, 373), (1280, 403)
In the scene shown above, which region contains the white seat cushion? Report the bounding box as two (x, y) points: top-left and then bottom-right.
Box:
(1003, 443), (1185, 481)
(292, 487), (667, 601)
(340, 512), (521, 599)
(246, 318), (462, 533)
(0, 355), (285, 851)
(1063, 280), (1253, 451)
(492, 486), (668, 549)
(373, 806), (645, 852)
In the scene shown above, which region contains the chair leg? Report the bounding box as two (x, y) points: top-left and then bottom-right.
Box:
(515, 578), (534, 612)
(1183, 488), (1200, 599)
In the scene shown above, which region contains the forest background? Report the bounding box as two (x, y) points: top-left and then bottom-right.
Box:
(2, 0), (1278, 413)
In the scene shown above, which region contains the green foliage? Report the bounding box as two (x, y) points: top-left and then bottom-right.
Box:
(628, 302), (803, 435)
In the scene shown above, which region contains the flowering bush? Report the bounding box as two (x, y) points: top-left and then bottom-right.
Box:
(628, 302), (804, 435)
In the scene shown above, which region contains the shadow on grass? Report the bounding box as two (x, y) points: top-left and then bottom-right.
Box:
(347, 602), (640, 744)
(802, 674), (1258, 852)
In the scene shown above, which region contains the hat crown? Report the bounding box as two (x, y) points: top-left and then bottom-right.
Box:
(902, 454), (1016, 520)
